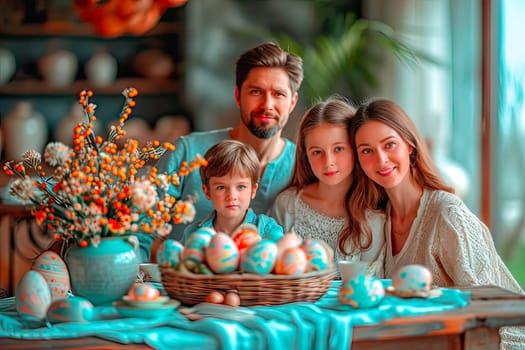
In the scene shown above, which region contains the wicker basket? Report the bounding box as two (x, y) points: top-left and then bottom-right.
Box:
(160, 267), (337, 306)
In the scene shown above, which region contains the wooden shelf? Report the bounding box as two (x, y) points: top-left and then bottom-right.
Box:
(0, 78), (181, 96)
(0, 21), (182, 38)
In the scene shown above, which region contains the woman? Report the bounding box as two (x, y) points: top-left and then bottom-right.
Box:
(348, 98), (523, 348)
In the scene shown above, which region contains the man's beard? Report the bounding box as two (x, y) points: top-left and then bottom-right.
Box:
(243, 115), (282, 139)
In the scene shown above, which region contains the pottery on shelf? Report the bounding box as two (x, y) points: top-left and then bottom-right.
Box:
(38, 49), (78, 87)
(132, 49), (174, 79)
(85, 51), (118, 87)
(2, 101), (48, 160)
(0, 48), (16, 86)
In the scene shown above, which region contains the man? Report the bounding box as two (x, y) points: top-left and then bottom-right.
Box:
(155, 42), (304, 241)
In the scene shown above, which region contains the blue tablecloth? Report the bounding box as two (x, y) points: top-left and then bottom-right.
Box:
(0, 280), (470, 350)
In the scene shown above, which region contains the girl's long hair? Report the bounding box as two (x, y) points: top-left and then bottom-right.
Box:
(285, 96), (370, 254)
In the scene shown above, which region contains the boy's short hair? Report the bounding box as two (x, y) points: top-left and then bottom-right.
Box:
(200, 140), (261, 186)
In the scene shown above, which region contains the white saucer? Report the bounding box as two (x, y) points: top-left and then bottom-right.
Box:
(386, 286), (443, 299)
(114, 299), (180, 318)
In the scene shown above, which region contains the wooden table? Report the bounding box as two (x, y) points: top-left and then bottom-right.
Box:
(0, 285), (524, 349)
(351, 285), (525, 350)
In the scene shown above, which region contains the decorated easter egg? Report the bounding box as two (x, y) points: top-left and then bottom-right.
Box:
(182, 227), (215, 269)
(15, 270), (52, 320)
(339, 274), (385, 308)
(156, 239), (184, 268)
(392, 264), (433, 292)
(205, 233), (240, 273)
(241, 239), (278, 274)
(46, 296), (94, 323)
(31, 250), (71, 301)
(232, 224), (261, 254)
(300, 238), (329, 271)
(274, 247), (308, 275)
(276, 232), (302, 257)
(127, 283), (160, 301)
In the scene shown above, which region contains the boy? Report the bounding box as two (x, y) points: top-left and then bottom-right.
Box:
(182, 140), (283, 243)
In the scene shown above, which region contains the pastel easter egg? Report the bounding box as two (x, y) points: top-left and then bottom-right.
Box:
(276, 232), (302, 257)
(183, 227), (215, 269)
(241, 239), (278, 274)
(31, 250), (71, 301)
(15, 270), (52, 320)
(127, 283), (160, 301)
(392, 264), (433, 292)
(205, 233), (240, 273)
(156, 239), (184, 268)
(232, 224), (261, 255)
(300, 238), (329, 272)
(46, 296), (94, 323)
(339, 275), (385, 308)
(274, 247), (308, 275)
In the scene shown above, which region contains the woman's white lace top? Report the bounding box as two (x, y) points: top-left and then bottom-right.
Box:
(383, 189), (524, 348)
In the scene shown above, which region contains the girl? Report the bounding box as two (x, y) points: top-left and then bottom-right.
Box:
(269, 97), (384, 275)
(348, 98), (523, 348)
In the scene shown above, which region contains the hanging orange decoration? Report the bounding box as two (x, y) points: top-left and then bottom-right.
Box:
(73, 0), (188, 38)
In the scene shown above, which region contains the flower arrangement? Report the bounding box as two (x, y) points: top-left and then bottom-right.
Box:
(3, 88), (206, 248)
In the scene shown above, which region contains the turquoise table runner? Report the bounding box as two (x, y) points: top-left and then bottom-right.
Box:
(0, 280), (470, 350)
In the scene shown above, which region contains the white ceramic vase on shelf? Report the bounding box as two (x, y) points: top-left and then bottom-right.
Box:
(3, 102), (48, 160)
(85, 51), (118, 87)
(38, 49), (78, 87)
(0, 48), (16, 86)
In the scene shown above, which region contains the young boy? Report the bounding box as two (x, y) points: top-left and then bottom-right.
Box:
(181, 140), (284, 243)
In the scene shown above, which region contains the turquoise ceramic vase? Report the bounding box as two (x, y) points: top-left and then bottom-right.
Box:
(64, 237), (140, 305)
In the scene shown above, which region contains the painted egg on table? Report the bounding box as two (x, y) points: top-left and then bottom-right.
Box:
(339, 276), (385, 308)
(241, 239), (278, 274)
(182, 227), (215, 268)
(300, 238), (329, 272)
(15, 270), (52, 320)
(392, 264), (433, 292)
(205, 233), (240, 273)
(156, 239), (184, 268)
(128, 283), (160, 301)
(274, 247), (307, 275)
(31, 250), (71, 301)
(232, 224), (261, 255)
(46, 296), (94, 323)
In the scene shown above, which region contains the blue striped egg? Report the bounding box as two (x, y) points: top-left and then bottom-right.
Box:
(31, 250), (71, 301)
(156, 239), (184, 268)
(300, 238), (329, 271)
(47, 296), (94, 323)
(183, 227), (215, 268)
(241, 239), (278, 274)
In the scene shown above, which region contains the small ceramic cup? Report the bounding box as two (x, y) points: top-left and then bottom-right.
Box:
(138, 263), (161, 283)
(338, 260), (369, 282)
